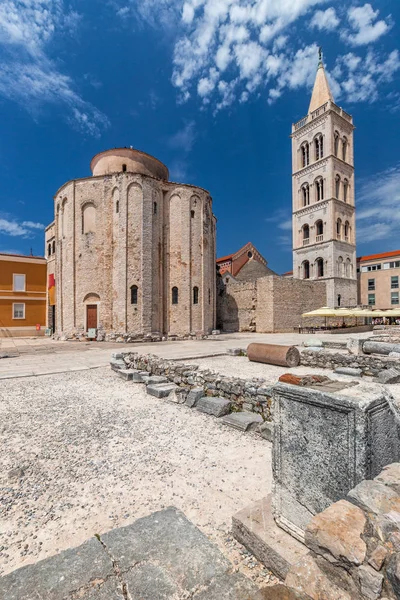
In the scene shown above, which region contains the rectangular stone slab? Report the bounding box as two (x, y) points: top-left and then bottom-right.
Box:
(186, 387), (205, 408)
(220, 411), (263, 431)
(232, 495), (308, 580)
(146, 383), (177, 398)
(196, 397), (231, 417)
(147, 375), (168, 384)
(117, 369), (137, 381)
(272, 381), (400, 542)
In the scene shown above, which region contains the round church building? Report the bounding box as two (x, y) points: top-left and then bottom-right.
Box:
(51, 147), (216, 338)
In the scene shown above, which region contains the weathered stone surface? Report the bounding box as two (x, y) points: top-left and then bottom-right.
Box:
(304, 338), (323, 348)
(131, 371), (147, 382)
(272, 382), (400, 541)
(220, 411), (263, 431)
(167, 387), (187, 404)
(374, 463), (400, 495)
(193, 572), (258, 599)
(363, 342), (400, 356)
(227, 348), (245, 356)
(146, 383), (177, 398)
(386, 552), (400, 598)
(196, 396), (231, 417)
(117, 369), (137, 381)
(111, 352), (124, 359)
(123, 563), (179, 599)
(334, 367), (362, 377)
(0, 538), (114, 600)
(347, 338), (364, 356)
(368, 544), (388, 571)
(285, 554), (358, 600)
(378, 368), (400, 384)
(185, 387), (204, 408)
(357, 564), (383, 600)
(305, 499), (367, 567)
(347, 480), (400, 516)
(258, 421), (274, 442)
(389, 352), (400, 359)
(253, 586), (312, 600)
(146, 375), (168, 385)
(232, 496), (308, 580)
(110, 360), (126, 371)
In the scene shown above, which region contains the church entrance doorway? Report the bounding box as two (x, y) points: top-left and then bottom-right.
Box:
(86, 304), (98, 331)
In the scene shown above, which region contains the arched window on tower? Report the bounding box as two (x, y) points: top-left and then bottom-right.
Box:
(315, 134), (324, 160)
(334, 131), (340, 157)
(337, 218), (342, 240)
(342, 137), (348, 162)
(303, 224), (310, 245)
(303, 260), (310, 280)
(172, 286), (179, 305)
(315, 177), (324, 202)
(316, 220), (324, 242)
(337, 256), (344, 277)
(301, 183), (310, 207)
(343, 179), (349, 203)
(316, 257), (324, 278)
(52, 241), (55, 254)
(154, 202), (157, 215)
(335, 175), (341, 199)
(193, 286), (199, 305)
(346, 258), (353, 278)
(344, 221), (350, 242)
(122, 164), (127, 172)
(130, 285), (138, 305)
(301, 142), (310, 167)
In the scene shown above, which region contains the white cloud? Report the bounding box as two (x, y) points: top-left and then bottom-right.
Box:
(167, 120), (196, 152)
(310, 8), (339, 31)
(0, 217), (45, 237)
(345, 3), (391, 46)
(0, 1), (108, 136)
(279, 219), (293, 231)
(356, 163), (400, 243)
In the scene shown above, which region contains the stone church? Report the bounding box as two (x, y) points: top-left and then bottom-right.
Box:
(46, 148), (217, 338)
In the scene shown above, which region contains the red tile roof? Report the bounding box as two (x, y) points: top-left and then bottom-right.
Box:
(282, 270), (293, 275)
(216, 254), (233, 263)
(357, 249), (400, 263)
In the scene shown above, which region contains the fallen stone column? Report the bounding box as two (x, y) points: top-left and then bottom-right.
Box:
(363, 341), (400, 355)
(247, 343), (300, 367)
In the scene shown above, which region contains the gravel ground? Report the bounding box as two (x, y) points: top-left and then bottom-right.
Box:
(0, 368), (275, 586)
(186, 355), (348, 383)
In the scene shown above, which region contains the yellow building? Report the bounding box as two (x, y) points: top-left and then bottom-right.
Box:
(357, 250), (400, 309)
(0, 253), (47, 337)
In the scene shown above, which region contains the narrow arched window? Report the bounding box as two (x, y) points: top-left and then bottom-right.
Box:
(316, 220), (323, 237)
(337, 218), (342, 239)
(335, 175), (341, 199)
(347, 259), (353, 278)
(193, 286), (199, 304)
(344, 221), (350, 242)
(301, 142), (309, 167)
(208, 288), (211, 304)
(191, 210), (195, 218)
(52, 241), (55, 254)
(172, 286), (178, 305)
(116, 200), (119, 214)
(334, 131), (340, 157)
(48, 243), (51, 256)
(154, 202), (157, 215)
(315, 134), (323, 160)
(316, 258), (324, 278)
(130, 285), (138, 305)
(303, 261), (310, 280)
(315, 178), (324, 201)
(302, 183), (310, 207)
(303, 224), (309, 241)
(82, 204), (96, 234)
(337, 257), (344, 277)
(342, 137), (348, 162)
(122, 164), (127, 172)
(343, 179), (349, 203)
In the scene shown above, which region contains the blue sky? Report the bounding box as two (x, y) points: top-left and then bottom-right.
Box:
(0, 0), (399, 274)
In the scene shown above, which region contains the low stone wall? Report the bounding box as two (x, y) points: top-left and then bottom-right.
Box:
(300, 349), (400, 375)
(284, 462), (400, 600)
(123, 352), (273, 419)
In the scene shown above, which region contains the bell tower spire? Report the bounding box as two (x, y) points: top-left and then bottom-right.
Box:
(308, 47), (334, 114)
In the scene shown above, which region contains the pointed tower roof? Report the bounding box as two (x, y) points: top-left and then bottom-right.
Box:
(308, 49), (334, 114)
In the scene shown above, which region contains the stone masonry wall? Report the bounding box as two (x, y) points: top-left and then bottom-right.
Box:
(123, 352), (273, 419)
(284, 462), (400, 600)
(300, 349), (400, 375)
(217, 281), (257, 332)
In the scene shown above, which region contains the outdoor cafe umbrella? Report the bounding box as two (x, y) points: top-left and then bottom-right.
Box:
(301, 306), (338, 328)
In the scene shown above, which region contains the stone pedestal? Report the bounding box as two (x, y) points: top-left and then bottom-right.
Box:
(272, 382), (400, 542)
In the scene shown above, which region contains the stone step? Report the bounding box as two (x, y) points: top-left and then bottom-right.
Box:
(146, 383), (177, 398)
(110, 360), (126, 372)
(131, 371), (149, 383)
(185, 387), (204, 408)
(117, 369), (138, 381)
(232, 495), (308, 581)
(147, 375), (168, 385)
(220, 411), (263, 431)
(196, 396), (231, 417)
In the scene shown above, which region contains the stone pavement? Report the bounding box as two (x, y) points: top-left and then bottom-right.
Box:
(0, 507), (259, 600)
(0, 331), (371, 380)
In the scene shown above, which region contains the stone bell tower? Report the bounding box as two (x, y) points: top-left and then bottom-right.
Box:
(291, 50), (357, 308)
